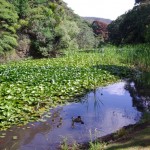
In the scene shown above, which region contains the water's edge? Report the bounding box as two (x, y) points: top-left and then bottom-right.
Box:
(0, 80), (149, 150)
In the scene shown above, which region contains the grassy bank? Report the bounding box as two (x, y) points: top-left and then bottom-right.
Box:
(120, 44), (150, 72)
(105, 123), (150, 150)
(0, 46), (134, 130)
(60, 115), (150, 150)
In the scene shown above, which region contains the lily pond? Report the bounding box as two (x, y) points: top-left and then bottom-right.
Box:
(0, 80), (149, 150)
(0, 50), (150, 150)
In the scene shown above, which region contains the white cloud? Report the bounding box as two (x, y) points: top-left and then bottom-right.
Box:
(103, 82), (126, 95)
(63, 0), (135, 20)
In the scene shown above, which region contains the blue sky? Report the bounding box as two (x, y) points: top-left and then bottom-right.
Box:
(63, 0), (135, 20)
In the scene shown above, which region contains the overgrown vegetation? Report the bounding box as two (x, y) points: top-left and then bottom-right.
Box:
(107, 2), (150, 72)
(0, 0), (19, 54)
(0, 0), (99, 58)
(0, 47), (135, 130)
(120, 44), (150, 71)
(108, 3), (150, 45)
(0, 1), (150, 150)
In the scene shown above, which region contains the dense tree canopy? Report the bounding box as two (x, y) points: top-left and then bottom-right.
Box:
(92, 21), (108, 41)
(0, 0), (19, 54)
(135, 0), (150, 4)
(108, 3), (150, 45)
(0, 0), (97, 57)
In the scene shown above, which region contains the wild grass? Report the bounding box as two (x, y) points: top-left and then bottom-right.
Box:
(120, 44), (150, 72)
(105, 125), (150, 150)
(60, 137), (79, 150)
(89, 129), (106, 150)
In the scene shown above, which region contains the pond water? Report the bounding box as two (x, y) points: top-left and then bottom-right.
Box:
(0, 81), (147, 150)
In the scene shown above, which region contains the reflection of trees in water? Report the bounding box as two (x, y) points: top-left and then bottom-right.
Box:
(81, 88), (103, 116)
(125, 72), (150, 112)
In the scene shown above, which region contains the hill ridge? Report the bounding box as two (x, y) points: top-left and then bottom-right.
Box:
(83, 17), (112, 24)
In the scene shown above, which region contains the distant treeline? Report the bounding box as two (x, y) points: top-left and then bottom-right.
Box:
(108, 2), (150, 45)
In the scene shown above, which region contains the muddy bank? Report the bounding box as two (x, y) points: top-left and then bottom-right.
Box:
(78, 122), (150, 150)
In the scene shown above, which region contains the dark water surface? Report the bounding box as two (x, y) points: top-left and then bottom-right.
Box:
(0, 81), (146, 150)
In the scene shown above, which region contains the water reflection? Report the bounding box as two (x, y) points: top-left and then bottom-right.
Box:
(0, 81), (145, 150)
(126, 72), (150, 112)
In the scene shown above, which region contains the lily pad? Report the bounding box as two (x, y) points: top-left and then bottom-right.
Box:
(13, 136), (18, 140)
(2, 133), (6, 136)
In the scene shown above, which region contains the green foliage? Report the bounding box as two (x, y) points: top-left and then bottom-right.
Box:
(76, 21), (97, 49)
(140, 112), (150, 123)
(0, 34), (18, 52)
(7, 0), (30, 18)
(26, 0), (97, 57)
(0, 48), (133, 129)
(55, 20), (80, 49)
(107, 15), (125, 45)
(1, 0), (97, 58)
(121, 44), (150, 71)
(28, 1), (82, 57)
(0, 0), (19, 54)
(19, 19), (29, 27)
(0, 0), (18, 23)
(108, 4), (150, 44)
(28, 3), (61, 57)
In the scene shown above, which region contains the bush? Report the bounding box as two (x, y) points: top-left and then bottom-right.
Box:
(0, 0), (19, 54)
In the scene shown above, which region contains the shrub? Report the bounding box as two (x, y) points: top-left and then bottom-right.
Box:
(0, 0), (18, 54)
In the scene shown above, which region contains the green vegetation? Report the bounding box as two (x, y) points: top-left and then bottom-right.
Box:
(0, 47), (134, 130)
(60, 137), (79, 150)
(105, 125), (150, 150)
(118, 44), (150, 72)
(0, 0), (150, 149)
(0, 0), (98, 58)
(0, 0), (19, 54)
(107, 3), (150, 72)
(88, 129), (106, 150)
(108, 3), (150, 45)
(87, 122), (150, 150)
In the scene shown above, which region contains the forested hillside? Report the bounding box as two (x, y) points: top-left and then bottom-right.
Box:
(0, 0), (100, 59)
(1, 0), (150, 59)
(108, 2), (150, 45)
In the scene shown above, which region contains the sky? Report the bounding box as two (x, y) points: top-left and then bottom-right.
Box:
(63, 0), (135, 20)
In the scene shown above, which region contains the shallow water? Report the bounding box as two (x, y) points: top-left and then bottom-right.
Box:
(0, 81), (144, 150)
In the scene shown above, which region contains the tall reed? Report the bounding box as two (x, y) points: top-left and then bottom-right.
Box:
(120, 44), (150, 71)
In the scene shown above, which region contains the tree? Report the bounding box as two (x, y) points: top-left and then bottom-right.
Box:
(108, 4), (150, 44)
(7, 0), (29, 18)
(1, 0), (98, 58)
(92, 21), (108, 41)
(135, 0), (150, 4)
(76, 22), (96, 49)
(55, 20), (80, 49)
(0, 0), (19, 54)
